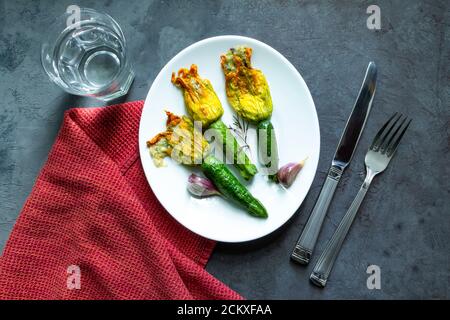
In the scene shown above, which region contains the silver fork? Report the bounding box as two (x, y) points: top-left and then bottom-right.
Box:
(310, 113), (412, 287)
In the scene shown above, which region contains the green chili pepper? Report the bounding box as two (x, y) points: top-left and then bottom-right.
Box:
(201, 154), (267, 218)
(209, 120), (258, 180)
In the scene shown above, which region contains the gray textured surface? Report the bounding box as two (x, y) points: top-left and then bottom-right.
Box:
(0, 0), (448, 299)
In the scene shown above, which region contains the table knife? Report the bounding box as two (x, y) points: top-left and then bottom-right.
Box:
(291, 62), (377, 265)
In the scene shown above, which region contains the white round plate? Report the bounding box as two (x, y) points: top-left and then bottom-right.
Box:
(139, 35), (320, 243)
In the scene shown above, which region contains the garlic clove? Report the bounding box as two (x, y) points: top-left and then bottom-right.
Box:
(187, 173), (221, 197)
(277, 159), (306, 188)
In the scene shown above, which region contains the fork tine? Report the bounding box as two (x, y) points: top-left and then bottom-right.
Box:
(378, 113), (403, 151)
(381, 116), (407, 153)
(386, 118), (412, 157)
(370, 112), (398, 150)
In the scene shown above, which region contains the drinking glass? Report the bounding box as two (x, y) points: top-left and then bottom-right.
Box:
(41, 8), (134, 101)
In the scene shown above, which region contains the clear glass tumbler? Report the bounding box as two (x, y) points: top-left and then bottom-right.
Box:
(41, 8), (134, 101)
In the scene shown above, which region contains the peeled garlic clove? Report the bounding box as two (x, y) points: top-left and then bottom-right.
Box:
(187, 173), (221, 197)
(277, 159), (306, 188)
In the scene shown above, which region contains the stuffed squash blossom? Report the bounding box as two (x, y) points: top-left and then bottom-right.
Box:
(221, 46), (273, 123)
(147, 111), (208, 167)
(171, 64), (223, 127)
(221, 46), (280, 180)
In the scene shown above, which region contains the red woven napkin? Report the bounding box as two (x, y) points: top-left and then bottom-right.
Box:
(0, 101), (242, 300)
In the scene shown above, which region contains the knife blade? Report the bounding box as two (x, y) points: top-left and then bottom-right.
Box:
(291, 62), (377, 265)
(333, 62), (377, 168)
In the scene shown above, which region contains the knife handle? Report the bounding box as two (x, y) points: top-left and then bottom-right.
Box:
(291, 165), (343, 265)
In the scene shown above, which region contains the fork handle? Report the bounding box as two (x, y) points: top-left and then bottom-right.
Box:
(310, 175), (373, 287)
(291, 165), (343, 265)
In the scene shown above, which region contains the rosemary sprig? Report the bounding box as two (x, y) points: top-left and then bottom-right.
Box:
(228, 115), (250, 153)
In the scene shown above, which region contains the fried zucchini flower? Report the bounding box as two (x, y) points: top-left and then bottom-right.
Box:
(147, 111), (209, 167)
(221, 46), (273, 123)
(171, 65), (224, 127)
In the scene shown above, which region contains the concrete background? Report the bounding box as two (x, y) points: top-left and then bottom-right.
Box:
(0, 0), (448, 299)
